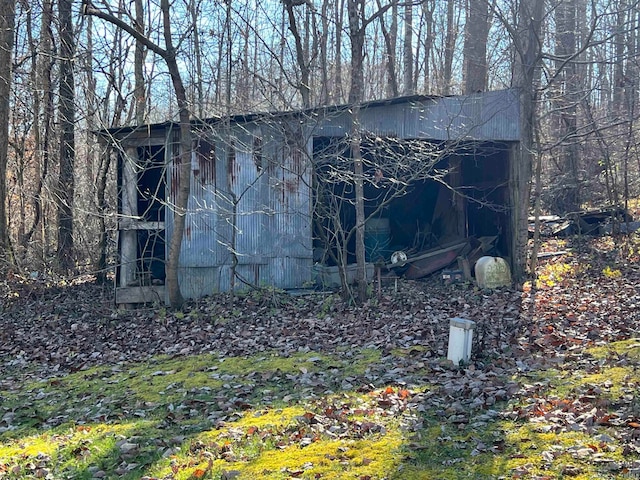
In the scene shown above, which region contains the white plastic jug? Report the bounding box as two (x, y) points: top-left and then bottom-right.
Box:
(475, 256), (511, 288)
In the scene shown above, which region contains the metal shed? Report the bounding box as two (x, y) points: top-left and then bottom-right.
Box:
(98, 89), (521, 304)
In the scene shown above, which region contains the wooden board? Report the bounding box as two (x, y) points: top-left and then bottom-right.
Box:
(116, 286), (166, 305)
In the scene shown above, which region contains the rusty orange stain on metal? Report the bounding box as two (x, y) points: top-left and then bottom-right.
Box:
(196, 139), (216, 185)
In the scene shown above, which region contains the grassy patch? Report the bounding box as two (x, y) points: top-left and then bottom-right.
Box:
(0, 349), (416, 479)
(2, 336), (640, 479)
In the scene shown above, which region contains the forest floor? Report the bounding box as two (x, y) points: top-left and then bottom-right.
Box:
(0, 236), (639, 479)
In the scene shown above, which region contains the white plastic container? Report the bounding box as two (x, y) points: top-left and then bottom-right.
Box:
(447, 317), (475, 365)
(474, 256), (511, 289)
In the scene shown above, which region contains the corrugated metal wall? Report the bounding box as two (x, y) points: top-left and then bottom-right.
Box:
(155, 89), (519, 298)
(167, 119), (314, 298)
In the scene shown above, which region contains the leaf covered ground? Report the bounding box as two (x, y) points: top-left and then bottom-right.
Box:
(0, 236), (639, 479)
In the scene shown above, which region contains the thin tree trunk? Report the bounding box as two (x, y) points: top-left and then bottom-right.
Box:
(347, 0), (367, 302)
(57, 0), (76, 273)
(134, 0), (146, 124)
(377, 0), (398, 97)
(403, 1), (414, 94)
(420, 1), (435, 92)
(0, 0), (15, 257)
(443, 0), (455, 95)
(319, 0), (330, 104)
(161, 0), (191, 308)
(334, 0), (345, 103)
(189, 0), (204, 117)
(284, 0), (311, 108)
(613, 0), (626, 112)
(22, 0), (50, 259)
(553, 0), (580, 214)
(351, 107), (367, 302)
(463, 0), (489, 94)
(511, 0), (544, 280)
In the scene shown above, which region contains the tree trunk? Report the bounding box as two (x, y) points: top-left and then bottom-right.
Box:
(134, 0), (146, 124)
(377, 0), (398, 97)
(57, 0), (76, 273)
(443, 0), (456, 95)
(22, 0), (48, 260)
(161, 0), (191, 308)
(553, 0), (580, 214)
(348, 0), (365, 104)
(334, 0), (345, 103)
(284, 0), (312, 108)
(189, 0), (204, 117)
(419, 1), (435, 92)
(463, 0), (489, 94)
(0, 0), (15, 258)
(403, 1), (414, 95)
(319, 0), (330, 104)
(511, 0), (544, 280)
(613, 0), (626, 112)
(347, 0), (367, 301)
(351, 106), (367, 302)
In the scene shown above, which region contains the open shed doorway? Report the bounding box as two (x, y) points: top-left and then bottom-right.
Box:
(117, 144), (167, 288)
(311, 136), (512, 272)
(136, 145), (166, 283)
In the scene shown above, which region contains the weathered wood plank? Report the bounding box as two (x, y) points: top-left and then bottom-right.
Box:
(116, 286), (166, 304)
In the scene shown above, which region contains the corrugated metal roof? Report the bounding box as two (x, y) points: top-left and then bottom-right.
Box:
(100, 89), (520, 143)
(314, 89), (520, 141)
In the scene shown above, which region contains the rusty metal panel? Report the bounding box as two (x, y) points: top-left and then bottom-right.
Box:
(166, 129), (222, 272)
(229, 127), (268, 263)
(170, 120), (313, 293)
(143, 90), (519, 298)
(260, 122), (314, 287)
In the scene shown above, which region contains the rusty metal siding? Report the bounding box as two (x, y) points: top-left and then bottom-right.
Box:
(167, 119), (313, 297)
(262, 124), (313, 288)
(230, 128), (267, 263)
(148, 89), (519, 299)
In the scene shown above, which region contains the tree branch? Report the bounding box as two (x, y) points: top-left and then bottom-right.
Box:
(81, 0), (168, 58)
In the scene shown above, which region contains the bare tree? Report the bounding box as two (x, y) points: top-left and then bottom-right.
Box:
(511, 0), (545, 279)
(443, 0), (457, 94)
(83, 0), (194, 308)
(377, 0), (399, 97)
(56, 0), (76, 272)
(415, 0), (435, 92)
(283, 0), (312, 108)
(402, 0), (414, 94)
(134, 0), (147, 124)
(463, 0), (489, 94)
(0, 0), (15, 257)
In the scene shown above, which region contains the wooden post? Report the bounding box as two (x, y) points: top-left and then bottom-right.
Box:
(119, 147), (139, 289)
(458, 256), (472, 281)
(449, 155), (467, 238)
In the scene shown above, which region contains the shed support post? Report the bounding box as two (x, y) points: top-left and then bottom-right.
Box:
(119, 147), (139, 290)
(449, 156), (466, 237)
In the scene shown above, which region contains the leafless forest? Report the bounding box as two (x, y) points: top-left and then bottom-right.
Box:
(0, 0), (638, 279)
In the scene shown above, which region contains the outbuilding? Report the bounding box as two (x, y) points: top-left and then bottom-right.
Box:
(97, 89), (522, 305)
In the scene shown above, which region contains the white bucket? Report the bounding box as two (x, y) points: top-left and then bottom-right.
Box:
(447, 317), (475, 365)
(474, 256), (511, 289)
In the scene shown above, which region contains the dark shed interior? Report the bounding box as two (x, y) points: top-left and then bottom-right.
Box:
(312, 136), (511, 268)
(117, 145), (166, 285)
